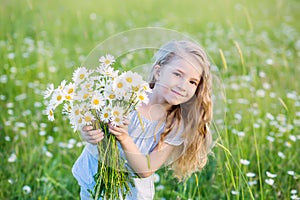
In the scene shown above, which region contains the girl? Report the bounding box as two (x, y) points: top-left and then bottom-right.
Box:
(72, 40), (213, 199)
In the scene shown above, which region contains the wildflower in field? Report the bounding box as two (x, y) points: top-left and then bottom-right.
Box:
(8, 179), (14, 184)
(265, 178), (275, 186)
(266, 135), (275, 142)
(8, 153), (17, 163)
(46, 136), (54, 144)
(278, 151), (286, 159)
(231, 190), (239, 195)
(22, 185), (31, 194)
(156, 185), (165, 191)
(248, 180), (257, 186)
(288, 171), (295, 176)
(246, 172), (256, 178)
(240, 159), (250, 165)
(256, 89), (265, 97)
(45, 151), (53, 158)
(153, 173), (160, 183)
(266, 171), (277, 178)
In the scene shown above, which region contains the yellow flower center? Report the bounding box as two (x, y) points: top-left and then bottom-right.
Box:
(132, 86), (139, 92)
(79, 74), (85, 79)
(68, 88), (74, 94)
(105, 60), (111, 65)
(115, 117), (121, 123)
(83, 93), (89, 99)
(75, 109), (80, 115)
(117, 82), (123, 88)
(104, 113), (109, 118)
(93, 99), (99, 105)
(57, 95), (62, 101)
(49, 110), (53, 116)
(113, 111), (119, 116)
(109, 94), (115, 99)
(126, 77), (132, 83)
(85, 116), (92, 122)
(139, 95), (144, 101)
(65, 95), (72, 100)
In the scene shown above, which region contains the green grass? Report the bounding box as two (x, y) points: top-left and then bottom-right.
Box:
(1, 0), (299, 199)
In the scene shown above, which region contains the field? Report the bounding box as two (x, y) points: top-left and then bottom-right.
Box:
(0, 0), (299, 199)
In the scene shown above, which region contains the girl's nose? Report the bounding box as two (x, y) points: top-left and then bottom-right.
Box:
(177, 79), (188, 91)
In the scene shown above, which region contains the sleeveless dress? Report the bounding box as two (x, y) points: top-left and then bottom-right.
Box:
(72, 110), (184, 200)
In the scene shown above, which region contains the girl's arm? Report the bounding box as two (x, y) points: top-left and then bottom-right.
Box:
(108, 122), (175, 178)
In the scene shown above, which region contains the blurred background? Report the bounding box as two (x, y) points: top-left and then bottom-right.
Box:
(0, 0), (299, 199)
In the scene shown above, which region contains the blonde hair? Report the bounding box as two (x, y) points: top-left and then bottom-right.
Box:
(149, 40), (213, 180)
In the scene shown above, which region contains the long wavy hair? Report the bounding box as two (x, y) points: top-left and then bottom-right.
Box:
(148, 40), (213, 180)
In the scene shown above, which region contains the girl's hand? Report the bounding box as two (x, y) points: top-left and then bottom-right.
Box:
(81, 125), (104, 144)
(108, 119), (130, 143)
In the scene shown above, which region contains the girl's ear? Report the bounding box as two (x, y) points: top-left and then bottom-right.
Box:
(154, 65), (161, 80)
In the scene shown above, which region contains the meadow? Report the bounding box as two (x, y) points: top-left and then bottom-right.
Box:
(0, 0), (299, 199)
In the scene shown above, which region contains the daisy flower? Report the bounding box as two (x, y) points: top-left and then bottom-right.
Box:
(44, 83), (54, 99)
(50, 90), (65, 108)
(76, 88), (91, 101)
(110, 105), (125, 126)
(83, 111), (95, 125)
(80, 80), (94, 91)
(113, 79), (128, 98)
(135, 91), (149, 105)
(265, 178), (275, 186)
(99, 106), (112, 123)
(46, 105), (55, 121)
(58, 80), (67, 91)
(266, 171), (277, 178)
(72, 67), (89, 84)
(63, 83), (75, 101)
(91, 93), (105, 110)
(99, 54), (115, 67)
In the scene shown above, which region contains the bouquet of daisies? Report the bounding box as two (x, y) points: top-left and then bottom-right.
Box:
(44, 54), (151, 199)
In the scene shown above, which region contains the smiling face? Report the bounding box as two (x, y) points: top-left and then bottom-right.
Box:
(151, 56), (202, 107)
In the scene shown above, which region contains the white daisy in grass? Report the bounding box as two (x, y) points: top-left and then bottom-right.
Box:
(99, 106), (112, 123)
(99, 54), (115, 67)
(91, 93), (105, 110)
(72, 67), (89, 83)
(110, 105), (125, 126)
(265, 178), (275, 186)
(44, 83), (54, 99)
(266, 171), (277, 178)
(63, 83), (75, 101)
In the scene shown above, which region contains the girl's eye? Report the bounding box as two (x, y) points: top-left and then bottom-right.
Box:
(173, 72), (181, 77)
(190, 81), (198, 86)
